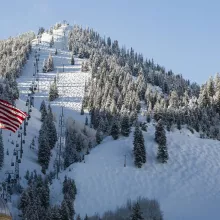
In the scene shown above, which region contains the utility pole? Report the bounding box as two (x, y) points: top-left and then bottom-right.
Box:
(57, 106), (65, 178)
(124, 154), (126, 167)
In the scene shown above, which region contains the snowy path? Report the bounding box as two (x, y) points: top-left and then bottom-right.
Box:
(17, 24), (90, 123)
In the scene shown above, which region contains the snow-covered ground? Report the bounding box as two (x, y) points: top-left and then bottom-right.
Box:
(50, 125), (220, 220)
(1, 24), (220, 220)
(1, 24), (90, 218)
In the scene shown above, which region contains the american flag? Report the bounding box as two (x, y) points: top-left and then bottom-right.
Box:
(0, 99), (27, 133)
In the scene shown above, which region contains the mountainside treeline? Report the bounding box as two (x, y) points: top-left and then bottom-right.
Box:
(68, 25), (220, 141)
(0, 31), (35, 103)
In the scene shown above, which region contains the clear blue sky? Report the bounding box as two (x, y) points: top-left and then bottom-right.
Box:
(1, 0), (219, 84)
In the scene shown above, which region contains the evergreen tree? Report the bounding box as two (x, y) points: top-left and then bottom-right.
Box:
(0, 132), (4, 169)
(155, 120), (168, 163)
(47, 54), (54, 72)
(76, 214), (81, 220)
(55, 48), (58, 55)
(60, 199), (70, 220)
(49, 79), (59, 101)
(111, 120), (120, 140)
(40, 100), (47, 122)
(84, 214), (88, 220)
(133, 125), (146, 168)
(96, 129), (102, 144)
(121, 113), (130, 136)
(38, 124), (51, 171)
(130, 202), (144, 220)
(80, 107), (84, 115)
(85, 116), (88, 126)
(71, 54), (75, 65)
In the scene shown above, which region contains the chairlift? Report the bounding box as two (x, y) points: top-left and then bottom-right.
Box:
(18, 133), (21, 138)
(13, 150), (16, 156)
(25, 122), (28, 126)
(11, 162), (14, 167)
(18, 159), (21, 163)
(20, 126), (22, 130)
(22, 140), (25, 144)
(16, 143), (19, 148)
(24, 132), (27, 136)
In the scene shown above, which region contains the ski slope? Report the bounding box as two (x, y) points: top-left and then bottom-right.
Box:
(17, 24), (90, 122)
(0, 24), (91, 219)
(50, 125), (220, 220)
(1, 23), (220, 220)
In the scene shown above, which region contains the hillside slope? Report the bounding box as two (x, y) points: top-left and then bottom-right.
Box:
(50, 124), (220, 220)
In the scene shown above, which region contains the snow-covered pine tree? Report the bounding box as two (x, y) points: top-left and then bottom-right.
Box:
(47, 53), (54, 72)
(130, 202), (144, 220)
(70, 54), (75, 65)
(80, 107), (84, 115)
(111, 120), (120, 140)
(0, 132), (4, 169)
(60, 199), (71, 220)
(40, 100), (47, 122)
(96, 129), (102, 144)
(38, 122), (51, 172)
(155, 119), (168, 163)
(133, 125), (146, 168)
(76, 214), (81, 220)
(85, 116), (88, 125)
(46, 105), (58, 149)
(121, 113), (130, 136)
(49, 81), (59, 101)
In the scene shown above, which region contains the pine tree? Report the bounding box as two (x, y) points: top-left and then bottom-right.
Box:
(60, 199), (70, 220)
(96, 129), (102, 144)
(55, 48), (58, 55)
(84, 214), (88, 220)
(0, 132), (4, 169)
(133, 125), (146, 168)
(130, 202), (144, 220)
(47, 54), (54, 72)
(85, 116), (88, 126)
(71, 54), (75, 65)
(111, 121), (120, 140)
(155, 120), (168, 163)
(80, 107), (84, 115)
(121, 113), (130, 137)
(38, 124), (51, 171)
(40, 100), (47, 122)
(49, 80), (59, 101)
(76, 214), (81, 220)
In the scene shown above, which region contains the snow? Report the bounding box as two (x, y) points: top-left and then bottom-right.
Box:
(50, 124), (220, 220)
(1, 23), (220, 220)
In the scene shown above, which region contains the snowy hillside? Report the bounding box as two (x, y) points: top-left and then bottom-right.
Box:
(50, 124), (220, 220)
(1, 23), (220, 220)
(0, 24), (91, 219)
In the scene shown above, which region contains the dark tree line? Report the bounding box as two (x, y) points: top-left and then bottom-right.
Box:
(20, 172), (77, 220)
(38, 101), (57, 173)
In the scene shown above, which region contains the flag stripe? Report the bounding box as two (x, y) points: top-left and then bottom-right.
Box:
(0, 99), (27, 133)
(0, 118), (18, 131)
(0, 107), (23, 124)
(0, 102), (27, 119)
(0, 123), (17, 133)
(0, 99), (27, 117)
(0, 105), (25, 123)
(0, 115), (19, 130)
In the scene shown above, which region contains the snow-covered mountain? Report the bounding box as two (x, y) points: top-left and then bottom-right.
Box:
(1, 23), (220, 220)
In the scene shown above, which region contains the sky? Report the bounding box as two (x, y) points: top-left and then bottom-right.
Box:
(0, 0), (219, 84)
